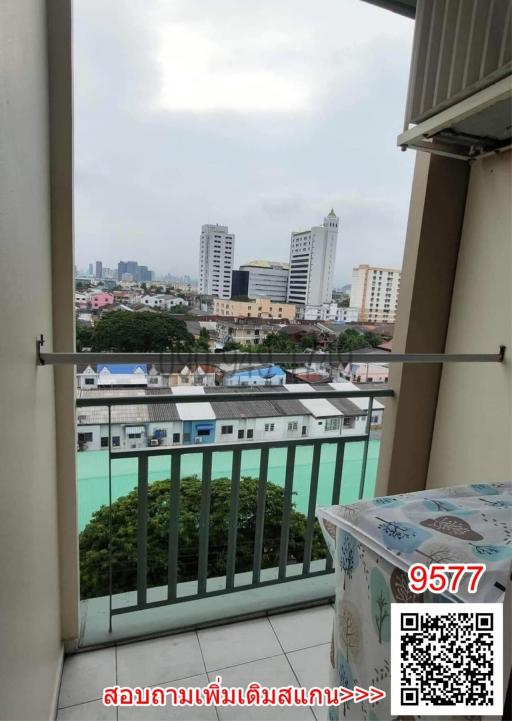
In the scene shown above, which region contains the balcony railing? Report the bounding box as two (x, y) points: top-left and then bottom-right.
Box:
(76, 386), (393, 635)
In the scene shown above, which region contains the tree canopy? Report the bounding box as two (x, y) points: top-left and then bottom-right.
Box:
(331, 328), (382, 352)
(79, 475), (326, 599)
(85, 310), (196, 352)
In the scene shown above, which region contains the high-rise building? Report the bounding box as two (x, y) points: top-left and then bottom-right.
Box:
(350, 264), (401, 323)
(88, 263), (93, 276)
(117, 260), (153, 284)
(95, 261), (103, 279)
(287, 210), (339, 305)
(232, 260), (289, 302)
(198, 224), (235, 299)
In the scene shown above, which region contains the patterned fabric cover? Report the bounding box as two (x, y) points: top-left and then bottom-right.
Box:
(316, 482), (512, 721)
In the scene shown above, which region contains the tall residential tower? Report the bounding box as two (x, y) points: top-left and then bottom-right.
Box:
(199, 224), (235, 299)
(287, 209), (339, 305)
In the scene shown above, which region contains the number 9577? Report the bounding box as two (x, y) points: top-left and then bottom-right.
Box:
(407, 563), (485, 594)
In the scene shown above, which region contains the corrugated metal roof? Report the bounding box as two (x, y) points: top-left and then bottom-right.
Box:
(147, 404), (181, 422)
(77, 404), (150, 425)
(271, 399), (310, 416)
(327, 398), (366, 417)
(211, 400), (280, 420)
(299, 398), (343, 418)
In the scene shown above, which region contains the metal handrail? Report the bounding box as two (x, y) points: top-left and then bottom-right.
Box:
(40, 346), (506, 365)
(76, 387), (394, 407)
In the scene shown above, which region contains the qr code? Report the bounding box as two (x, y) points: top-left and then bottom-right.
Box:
(390, 603), (503, 716)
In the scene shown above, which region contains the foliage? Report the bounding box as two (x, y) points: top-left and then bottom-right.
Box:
(194, 327), (210, 352)
(331, 328), (382, 352)
(259, 333), (296, 353)
(76, 324), (94, 351)
(298, 333), (318, 350)
(90, 310), (195, 352)
(222, 340), (242, 352)
(79, 476), (327, 599)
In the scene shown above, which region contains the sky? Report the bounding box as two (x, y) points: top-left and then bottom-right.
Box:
(73, 0), (415, 286)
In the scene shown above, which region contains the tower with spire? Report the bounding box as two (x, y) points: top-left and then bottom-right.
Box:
(287, 209), (339, 306)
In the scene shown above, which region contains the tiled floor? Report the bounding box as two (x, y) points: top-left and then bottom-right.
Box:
(57, 604), (334, 721)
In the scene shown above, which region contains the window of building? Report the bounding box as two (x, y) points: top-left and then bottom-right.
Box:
(172, 433), (180, 443)
(100, 436), (109, 447)
(372, 415), (379, 424)
(287, 421), (298, 431)
(128, 432), (142, 439)
(148, 377), (159, 384)
(247, 429), (254, 439)
(237, 429), (244, 439)
(197, 428), (210, 436)
(342, 417), (355, 429)
(84, 377), (95, 385)
(112, 436), (120, 447)
(221, 425), (233, 434)
(264, 423), (275, 432)
(325, 418), (340, 431)
(78, 432), (93, 443)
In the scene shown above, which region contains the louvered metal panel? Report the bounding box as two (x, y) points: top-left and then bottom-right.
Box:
(405, 0), (512, 128)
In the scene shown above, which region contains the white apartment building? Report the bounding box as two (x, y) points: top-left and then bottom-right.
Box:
(236, 261), (289, 302)
(287, 209), (339, 306)
(300, 303), (359, 323)
(350, 264), (401, 323)
(198, 224), (235, 299)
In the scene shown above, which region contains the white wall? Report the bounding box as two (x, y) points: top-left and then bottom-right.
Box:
(427, 151), (512, 487)
(0, 2), (67, 717)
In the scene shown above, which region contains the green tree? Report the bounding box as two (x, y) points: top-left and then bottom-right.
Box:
(76, 324), (94, 351)
(194, 327), (210, 352)
(91, 310), (195, 352)
(260, 333), (296, 353)
(298, 333), (318, 350)
(331, 328), (381, 353)
(222, 340), (242, 352)
(79, 476), (326, 598)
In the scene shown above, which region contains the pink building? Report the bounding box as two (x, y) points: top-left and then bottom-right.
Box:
(88, 292), (114, 310)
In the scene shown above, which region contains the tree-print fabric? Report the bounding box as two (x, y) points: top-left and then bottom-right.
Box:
(317, 482), (511, 721)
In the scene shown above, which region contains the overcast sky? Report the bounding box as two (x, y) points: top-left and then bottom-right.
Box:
(74, 0), (415, 286)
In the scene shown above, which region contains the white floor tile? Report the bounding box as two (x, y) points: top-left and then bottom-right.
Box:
(211, 655), (315, 720)
(118, 674), (217, 720)
(287, 644), (331, 721)
(117, 632), (205, 688)
(269, 606), (333, 652)
(58, 648), (116, 709)
(57, 699), (117, 720)
(198, 618), (282, 671)
(286, 643), (331, 689)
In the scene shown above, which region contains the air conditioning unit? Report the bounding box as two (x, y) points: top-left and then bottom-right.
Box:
(150, 439), (159, 446)
(194, 437), (202, 444)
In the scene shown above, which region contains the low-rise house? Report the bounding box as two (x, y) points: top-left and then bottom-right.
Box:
(213, 297), (296, 321)
(342, 362), (389, 384)
(216, 318), (277, 347)
(89, 291), (114, 310)
(76, 382), (384, 450)
(221, 364), (286, 387)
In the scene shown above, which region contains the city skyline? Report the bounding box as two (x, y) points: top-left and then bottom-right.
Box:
(73, 0), (414, 286)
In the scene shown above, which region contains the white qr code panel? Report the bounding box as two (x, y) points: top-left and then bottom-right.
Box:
(391, 603), (503, 716)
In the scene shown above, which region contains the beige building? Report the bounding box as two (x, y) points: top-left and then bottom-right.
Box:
(216, 319), (278, 346)
(350, 264), (401, 323)
(213, 297), (296, 321)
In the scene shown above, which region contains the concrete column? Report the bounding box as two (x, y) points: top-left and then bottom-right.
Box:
(47, 0), (80, 649)
(375, 151), (469, 496)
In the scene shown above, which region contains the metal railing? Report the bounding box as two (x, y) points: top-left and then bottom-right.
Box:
(76, 387), (393, 630)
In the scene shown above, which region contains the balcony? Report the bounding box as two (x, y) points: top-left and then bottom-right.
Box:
(76, 382), (390, 646)
(58, 604), (333, 720)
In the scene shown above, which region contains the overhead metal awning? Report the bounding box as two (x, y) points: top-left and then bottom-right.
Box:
(125, 426), (145, 434)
